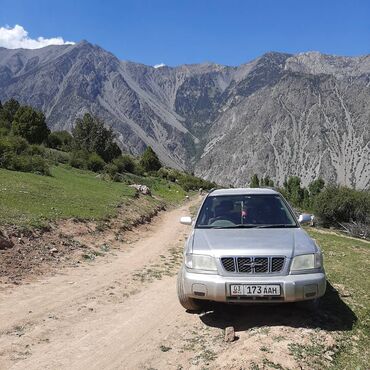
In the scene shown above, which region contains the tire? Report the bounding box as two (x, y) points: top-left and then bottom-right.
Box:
(177, 268), (202, 312)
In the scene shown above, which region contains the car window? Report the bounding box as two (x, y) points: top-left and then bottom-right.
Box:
(196, 194), (297, 228)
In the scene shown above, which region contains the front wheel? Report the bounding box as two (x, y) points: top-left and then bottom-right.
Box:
(177, 269), (203, 312)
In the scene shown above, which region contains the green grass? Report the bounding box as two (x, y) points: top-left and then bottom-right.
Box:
(121, 172), (187, 203)
(306, 229), (370, 370)
(0, 165), (185, 227)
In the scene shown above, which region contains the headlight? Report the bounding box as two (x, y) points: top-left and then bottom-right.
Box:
(290, 253), (322, 272)
(185, 254), (217, 272)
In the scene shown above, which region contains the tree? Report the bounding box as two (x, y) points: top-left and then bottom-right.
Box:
(250, 174), (260, 188)
(12, 106), (50, 144)
(260, 176), (274, 187)
(309, 178), (325, 197)
(0, 98), (20, 130)
(113, 154), (136, 174)
(87, 153), (105, 172)
(139, 146), (162, 172)
(72, 113), (121, 162)
(313, 186), (370, 226)
(47, 130), (73, 151)
(284, 176), (304, 206)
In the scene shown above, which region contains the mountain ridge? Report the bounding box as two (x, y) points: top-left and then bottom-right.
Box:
(0, 41), (369, 187)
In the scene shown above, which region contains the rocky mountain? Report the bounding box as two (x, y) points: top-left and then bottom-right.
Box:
(0, 42), (369, 188)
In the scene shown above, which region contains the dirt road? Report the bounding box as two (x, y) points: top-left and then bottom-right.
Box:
(0, 200), (341, 370)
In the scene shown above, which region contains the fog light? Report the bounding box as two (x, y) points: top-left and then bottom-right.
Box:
(192, 283), (207, 296)
(304, 284), (317, 298)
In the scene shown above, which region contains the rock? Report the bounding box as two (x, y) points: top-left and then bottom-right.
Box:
(224, 326), (235, 342)
(333, 283), (352, 297)
(0, 235), (14, 250)
(129, 184), (151, 196)
(50, 247), (58, 254)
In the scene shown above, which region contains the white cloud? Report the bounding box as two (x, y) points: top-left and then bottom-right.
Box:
(0, 24), (75, 49)
(153, 63), (166, 68)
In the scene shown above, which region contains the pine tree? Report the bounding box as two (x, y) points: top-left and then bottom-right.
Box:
(139, 146), (162, 172)
(250, 174), (260, 188)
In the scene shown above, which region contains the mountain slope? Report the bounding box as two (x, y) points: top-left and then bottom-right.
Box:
(0, 43), (369, 187)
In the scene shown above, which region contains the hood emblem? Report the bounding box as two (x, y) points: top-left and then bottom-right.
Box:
(242, 261), (263, 267)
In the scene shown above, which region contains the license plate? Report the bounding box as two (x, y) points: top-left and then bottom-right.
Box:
(230, 284), (281, 296)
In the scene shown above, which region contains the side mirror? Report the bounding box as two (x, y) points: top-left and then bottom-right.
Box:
(298, 213), (312, 224)
(180, 216), (192, 225)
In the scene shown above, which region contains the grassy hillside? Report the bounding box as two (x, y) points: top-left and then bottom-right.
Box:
(0, 165), (186, 227)
(305, 229), (369, 369)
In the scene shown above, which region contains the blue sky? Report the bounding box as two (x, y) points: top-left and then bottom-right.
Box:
(0, 0), (369, 66)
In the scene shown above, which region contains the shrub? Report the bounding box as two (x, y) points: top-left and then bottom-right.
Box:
(69, 150), (89, 169)
(29, 144), (46, 156)
(1, 152), (50, 175)
(0, 135), (29, 156)
(47, 131), (73, 151)
(250, 174), (260, 188)
(313, 186), (370, 226)
(104, 163), (119, 178)
(157, 167), (170, 179)
(113, 154), (136, 173)
(0, 127), (9, 136)
(139, 146), (162, 172)
(176, 172), (216, 192)
(44, 148), (70, 164)
(157, 167), (179, 182)
(87, 153), (105, 172)
(133, 162), (145, 176)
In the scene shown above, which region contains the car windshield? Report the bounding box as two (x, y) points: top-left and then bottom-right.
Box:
(195, 194), (297, 229)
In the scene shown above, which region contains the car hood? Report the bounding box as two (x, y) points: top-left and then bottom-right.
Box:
(192, 228), (318, 258)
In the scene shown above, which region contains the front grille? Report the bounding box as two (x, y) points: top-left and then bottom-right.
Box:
(221, 257), (235, 272)
(271, 257), (285, 272)
(221, 256), (285, 274)
(237, 257), (252, 272)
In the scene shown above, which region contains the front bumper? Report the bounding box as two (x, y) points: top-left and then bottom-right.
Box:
(182, 266), (326, 303)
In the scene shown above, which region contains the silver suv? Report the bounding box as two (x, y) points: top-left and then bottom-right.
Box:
(177, 188), (326, 311)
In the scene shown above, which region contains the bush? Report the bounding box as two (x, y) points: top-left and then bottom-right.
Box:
(157, 167), (179, 182)
(0, 127), (9, 136)
(47, 131), (73, 151)
(29, 144), (46, 156)
(139, 146), (162, 172)
(157, 167), (170, 179)
(44, 148), (70, 164)
(313, 186), (370, 226)
(133, 162), (145, 176)
(87, 153), (105, 172)
(157, 167), (215, 191)
(1, 152), (49, 175)
(0, 135), (50, 175)
(104, 163), (119, 178)
(178, 173), (216, 192)
(0, 135), (29, 156)
(69, 150), (89, 169)
(113, 154), (136, 174)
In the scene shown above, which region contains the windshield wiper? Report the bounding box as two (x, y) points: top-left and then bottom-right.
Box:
(256, 224), (297, 228)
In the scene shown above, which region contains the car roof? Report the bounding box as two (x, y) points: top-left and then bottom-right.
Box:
(208, 188), (280, 197)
